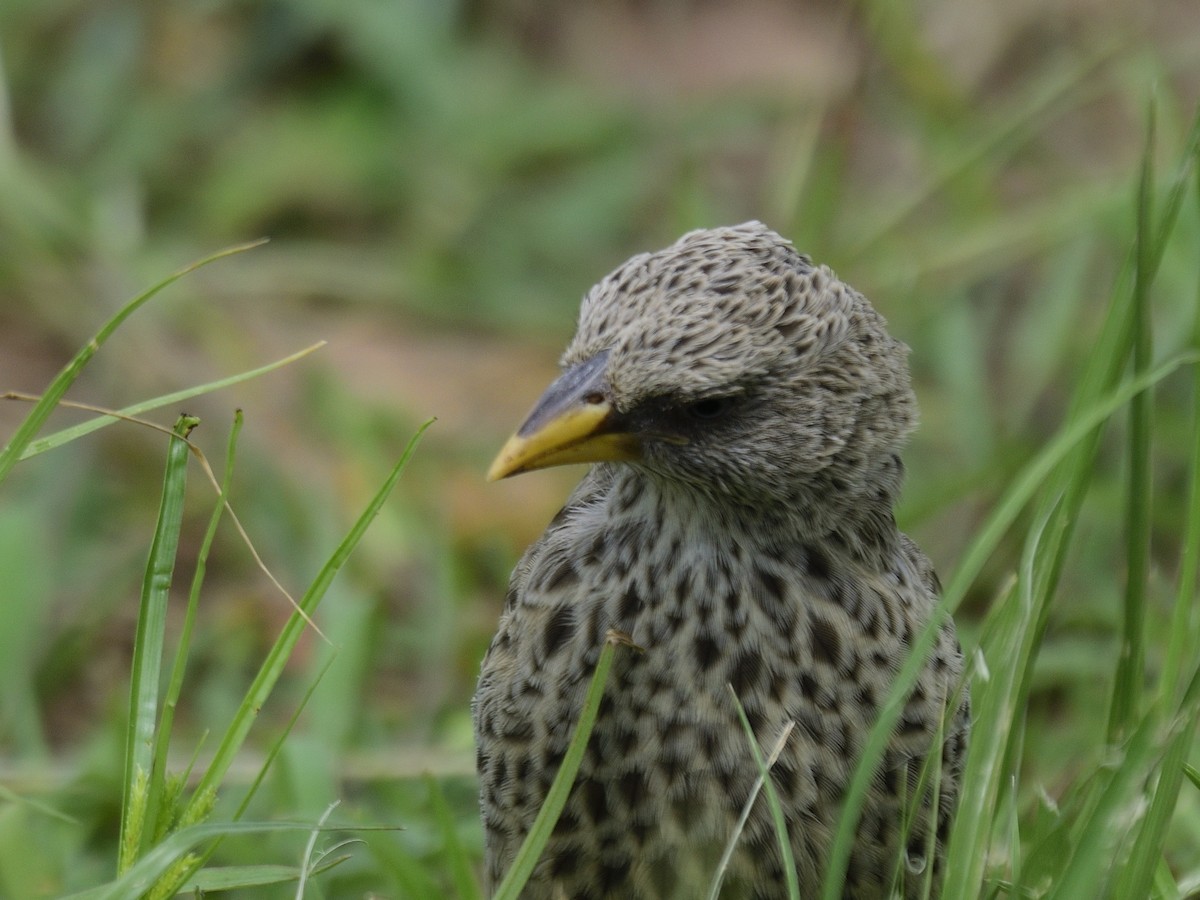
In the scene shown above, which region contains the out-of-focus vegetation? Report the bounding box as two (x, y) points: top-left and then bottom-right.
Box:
(1, 1), (1199, 897)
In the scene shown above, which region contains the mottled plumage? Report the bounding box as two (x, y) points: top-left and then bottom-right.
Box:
(474, 222), (969, 899)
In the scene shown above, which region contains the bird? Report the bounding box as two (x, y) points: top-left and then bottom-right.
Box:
(473, 222), (969, 900)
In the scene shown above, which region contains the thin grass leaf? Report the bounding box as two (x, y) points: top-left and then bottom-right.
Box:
(1185, 764), (1200, 792)
(1110, 101), (1200, 900)
(1044, 713), (1161, 900)
(1159, 105), (1200, 707)
(1151, 859), (1182, 900)
(0, 240), (265, 485)
(491, 632), (625, 900)
(820, 351), (1199, 900)
(1109, 97), (1158, 743)
(16, 342), (324, 460)
(1144, 103), (1200, 285)
(147, 411), (243, 847)
(992, 121), (1195, 877)
(0, 782), (78, 824)
(912, 747), (944, 900)
(1005, 770), (1022, 896)
(62, 819), (395, 900)
(234, 651), (340, 822)
(1111, 707), (1200, 898)
(943, 347), (1192, 614)
(118, 414), (198, 875)
(295, 800), (340, 900)
(166, 858), (352, 892)
(942, 515), (1051, 896)
(426, 775), (484, 900)
(709, 689), (798, 900)
(162, 650), (342, 897)
(180, 419), (433, 826)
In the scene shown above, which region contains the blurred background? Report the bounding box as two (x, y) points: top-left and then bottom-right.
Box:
(1, 0), (1199, 896)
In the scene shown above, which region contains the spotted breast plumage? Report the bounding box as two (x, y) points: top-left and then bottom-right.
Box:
(474, 222), (969, 899)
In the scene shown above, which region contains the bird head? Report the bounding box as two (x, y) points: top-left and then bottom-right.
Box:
(488, 222), (916, 515)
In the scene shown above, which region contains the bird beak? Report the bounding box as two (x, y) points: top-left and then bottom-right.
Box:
(487, 350), (643, 481)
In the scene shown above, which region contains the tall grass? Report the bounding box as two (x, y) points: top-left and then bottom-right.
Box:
(1, 249), (431, 896)
(2, 3), (1199, 898)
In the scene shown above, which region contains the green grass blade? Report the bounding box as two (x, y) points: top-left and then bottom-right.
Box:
(146, 412), (243, 846)
(0, 782), (77, 825)
(63, 819), (392, 900)
(1108, 104), (1200, 896)
(181, 419), (434, 825)
(942, 507), (1053, 897)
(715, 688), (798, 900)
(426, 775), (484, 900)
(491, 632), (623, 900)
(820, 351), (1199, 900)
(118, 414), (198, 875)
(295, 800), (341, 899)
(162, 650), (342, 898)
(1159, 109), (1200, 707)
(1110, 706), (1200, 898)
(1044, 713), (1159, 900)
(1152, 860), (1182, 900)
(952, 351), (1195, 609)
(1145, 103), (1200, 284)
(17, 342), (323, 460)
(1109, 97), (1158, 743)
(169, 858), (351, 892)
(234, 651), (340, 822)
(0, 240), (265, 485)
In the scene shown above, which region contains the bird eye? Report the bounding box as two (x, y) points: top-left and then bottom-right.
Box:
(687, 397), (734, 420)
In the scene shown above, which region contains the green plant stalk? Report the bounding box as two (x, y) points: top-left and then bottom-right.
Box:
(492, 634), (621, 900)
(234, 651), (339, 822)
(969, 104), (1200, 896)
(1108, 133), (1200, 900)
(65, 819), (391, 900)
(0, 240), (265, 485)
(912, 710), (946, 900)
(1159, 116), (1200, 708)
(1116, 138), (1200, 898)
(426, 774), (484, 900)
(819, 350), (1198, 900)
(723, 688), (799, 900)
(160, 857), (351, 893)
(1000, 302), (1136, 823)
(295, 800), (340, 899)
(1152, 860), (1183, 900)
(1004, 718), (1023, 894)
(1109, 98), (1158, 743)
(1044, 711), (1160, 900)
(163, 651), (340, 897)
(18, 342), (322, 460)
(179, 419), (434, 827)
(118, 415), (198, 874)
(941, 516), (1048, 896)
(146, 412), (243, 847)
(1110, 703), (1200, 897)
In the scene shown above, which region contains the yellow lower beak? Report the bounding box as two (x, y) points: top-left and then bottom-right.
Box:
(487, 352), (642, 481)
(487, 400), (641, 481)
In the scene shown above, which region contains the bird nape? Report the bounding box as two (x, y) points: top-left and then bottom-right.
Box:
(474, 222), (969, 900)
